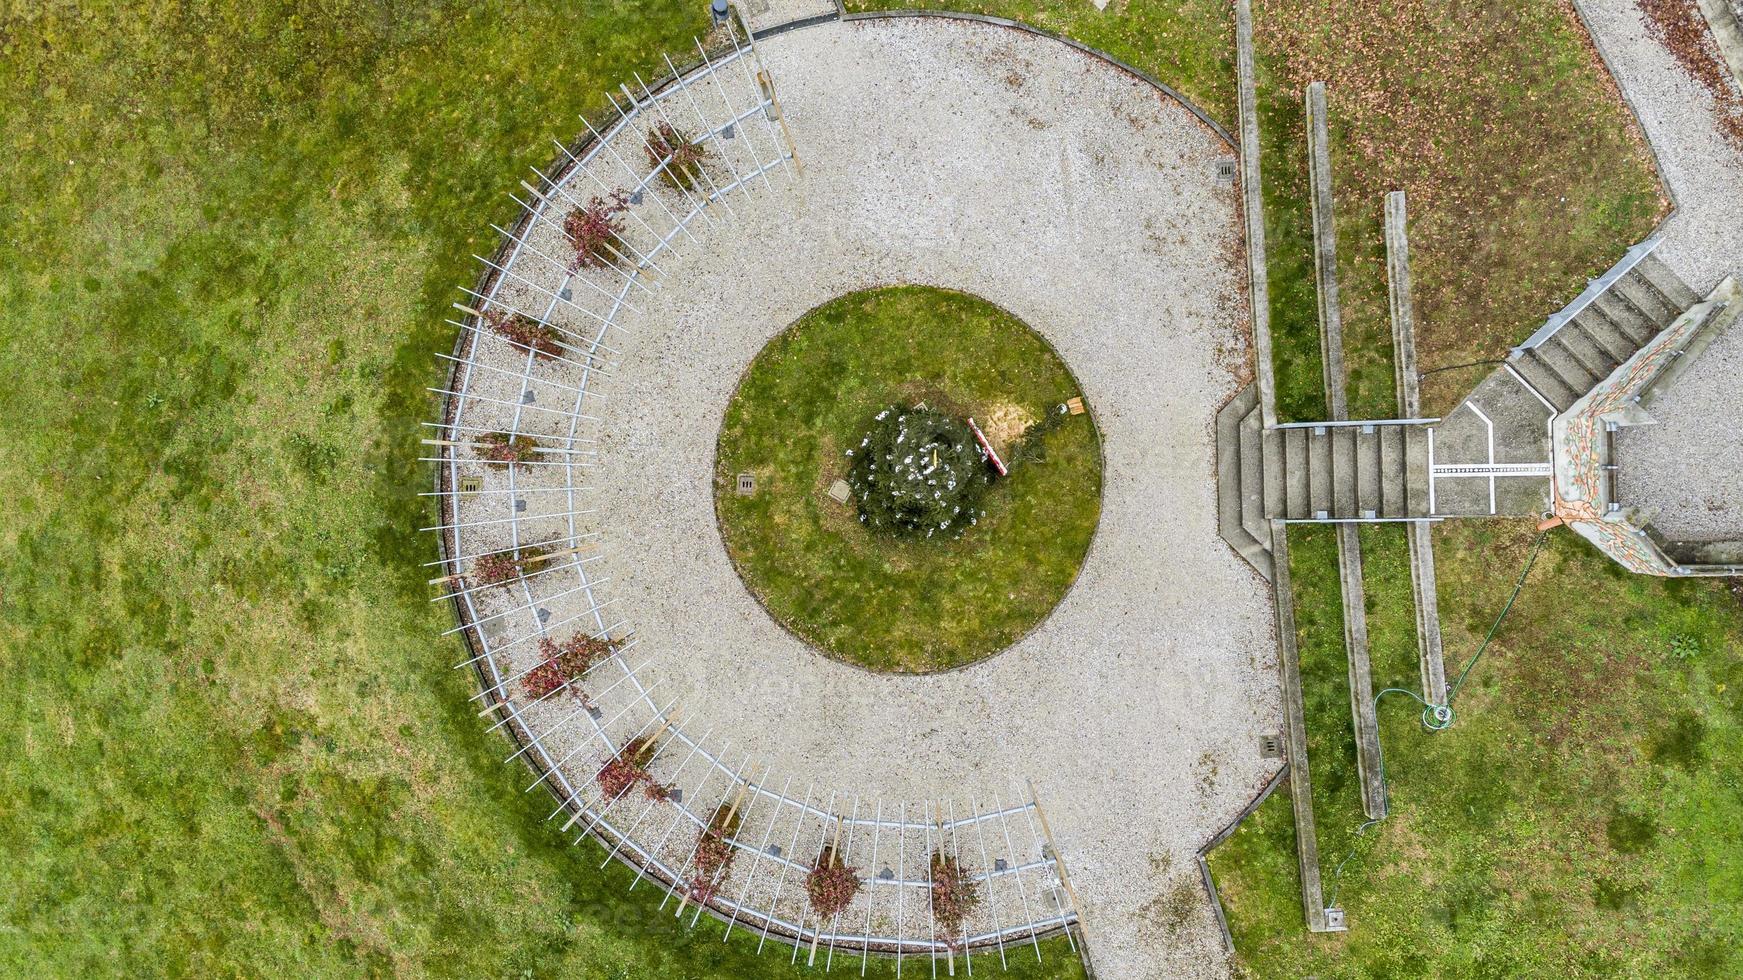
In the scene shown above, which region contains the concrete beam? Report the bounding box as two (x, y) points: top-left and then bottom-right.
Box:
(1304, 81), (1348, 421)
(1306, 80), (1386, 821)
(1696, 0), (1743, 94)
(1267, 521), (1335, 932)
(1385, 191), (1449, 706)
(1235, 0), (1279, 429)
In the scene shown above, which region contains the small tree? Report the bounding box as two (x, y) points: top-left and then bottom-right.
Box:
(564, 190), (631, 270)
(846, 406), (992, 540)
(644, 121), (709, 191)
(929, 851), (982, 945)
(484, 309), (564, 359)
(805, 845), (862, 921)
(596, 735), (672, 802)
(521, 633), (614, 701)
(475, 431), (540, 469)
(686, 803), (742, 905)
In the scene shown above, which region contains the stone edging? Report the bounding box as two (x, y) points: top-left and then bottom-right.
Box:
(1567, 0), (1683, 226)
(1196, 764), (1289, 953)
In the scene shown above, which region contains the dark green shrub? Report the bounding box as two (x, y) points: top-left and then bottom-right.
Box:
(845, 406), (990, 540)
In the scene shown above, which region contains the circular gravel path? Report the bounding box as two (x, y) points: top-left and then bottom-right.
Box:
(581, 19), (1278, 977)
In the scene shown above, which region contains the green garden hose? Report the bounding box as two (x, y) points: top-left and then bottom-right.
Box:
(1325, 529), (1550, 908)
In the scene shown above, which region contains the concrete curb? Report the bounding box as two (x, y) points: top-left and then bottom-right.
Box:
(1568, 0), (1682, 225)
(1196, 764), (1289, 953)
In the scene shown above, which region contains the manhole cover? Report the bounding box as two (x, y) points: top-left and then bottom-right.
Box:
(736, 472), (756, 496)
(1260, 734), (1283, 759)
(1215, 158), (1238, 184)
(459, 476), (482, 495)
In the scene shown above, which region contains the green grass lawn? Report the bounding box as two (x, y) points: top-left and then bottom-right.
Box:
(0, 2), (1090, 974)
(714, 287), (1101, 672)
(835, 0), (1740, 972)
(1211, 526), (1743, 977)
(2, 0), (1730, 975)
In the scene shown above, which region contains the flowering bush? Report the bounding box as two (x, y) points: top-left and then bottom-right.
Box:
(476, 430), (540, 469)
(686, 803), (742, 904)
(469, 545), (550, 587)
(596, 735), (672, 802)
(564, 190), (631, 270)
(929, 852), (982, 944)
(805, 846), (862, 921)
(846, 406), (991, 540)
(520, 634), (614, 701)
(644, 121), (709, 191)
(484, 309), (564, 359)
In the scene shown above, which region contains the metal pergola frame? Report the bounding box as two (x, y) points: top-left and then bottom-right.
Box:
(424, 11), (1083, 972)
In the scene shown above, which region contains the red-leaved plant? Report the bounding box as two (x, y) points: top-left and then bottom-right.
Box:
(564, 191), (631, 270)
(476, 430), (540, 469)
(520, 633), (614, 701)
(929, 851), (982, 945)
(644, 121), (709, 191)
(469, 545), (551, 588)
(805, 845), (862, 921)
(596, 735), (672, 802)
(685, 803), (742, 905)
(484, 310), (564, 359)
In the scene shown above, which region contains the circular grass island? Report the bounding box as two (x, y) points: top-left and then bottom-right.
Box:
(713, 286), (1102, 673)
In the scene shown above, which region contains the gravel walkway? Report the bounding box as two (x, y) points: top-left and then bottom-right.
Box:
(1576, 0), (1743, 289)
(1575, 2), (1743, 545)
(578, 19), (1274, 978)
(1617, 315), (1743, 541)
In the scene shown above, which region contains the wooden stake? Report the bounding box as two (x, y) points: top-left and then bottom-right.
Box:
(1026, 779), (1091, 955)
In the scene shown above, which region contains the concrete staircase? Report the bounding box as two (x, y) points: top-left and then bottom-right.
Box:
(1507, 252), (1701, 412)
(1216, 386), (1432, 579)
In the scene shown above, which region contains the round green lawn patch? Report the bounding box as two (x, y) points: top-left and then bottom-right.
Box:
(713, 286), (1103, 673)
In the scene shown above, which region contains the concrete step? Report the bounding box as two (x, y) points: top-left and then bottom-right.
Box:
(1404, 424), (1432, 516)
(1512, 347), (1582, 411)
(1572, 305), (1638, 365)
(1556, 322), (1620, 382)
(1355, 426), (1381, 516)
(1263, 427), (1286, 518)
(1286, 427), (1311, 518)
(1331, 427), (1358, 517)
(1238, 404), (1270, 546)
(1378, 424), (1404, 515)
(1308, 429), (1334, 518)
(1591, 291), (1657, 347)
(1634, 253), (1700, 310)
(1614, 270), (1680, 330)
(1542, 333), (1601, 392)
(1214, 385), (1273, 580)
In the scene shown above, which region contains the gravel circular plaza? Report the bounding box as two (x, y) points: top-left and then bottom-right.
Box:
(442, 17), (1278, 977)
(713, 286), (1103, 673)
